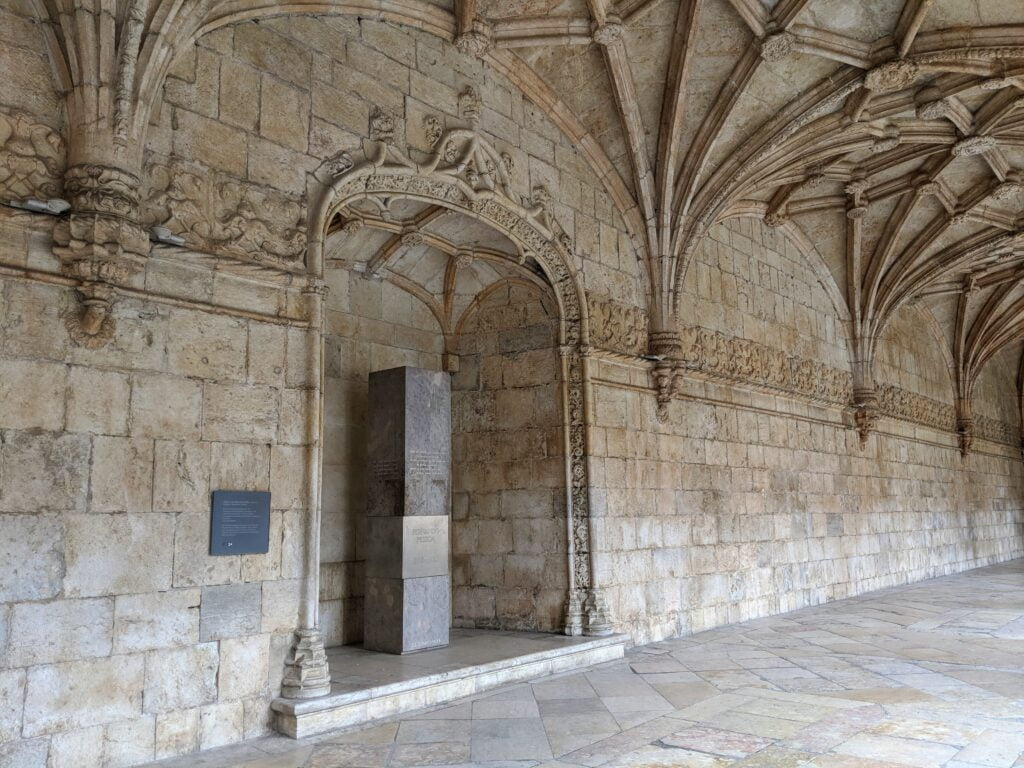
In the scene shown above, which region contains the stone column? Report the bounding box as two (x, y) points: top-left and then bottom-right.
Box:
(281, 280), (332, 698)
(364, 366), (451, 654)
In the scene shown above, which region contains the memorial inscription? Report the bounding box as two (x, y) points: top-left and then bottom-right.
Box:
(209, 490), (271, 555)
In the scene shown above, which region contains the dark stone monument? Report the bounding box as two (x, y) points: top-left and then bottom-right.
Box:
(364, 366), (451, 654)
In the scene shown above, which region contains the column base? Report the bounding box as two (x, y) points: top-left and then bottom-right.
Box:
(281, 628), (332, 699)
(583, 588), (614, 636)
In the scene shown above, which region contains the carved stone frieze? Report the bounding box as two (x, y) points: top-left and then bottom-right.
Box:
(676, 325), (853, 406)
(141, 157), (307, 267)
(0, 110), (65, 200)
(587, 295), (648, 357)
(876, 384), (954, 431)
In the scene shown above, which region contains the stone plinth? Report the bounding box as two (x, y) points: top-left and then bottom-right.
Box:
(364, 367), (450, 654)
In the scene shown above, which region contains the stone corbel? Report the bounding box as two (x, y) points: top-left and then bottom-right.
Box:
(853, 386), (880, 446)
(53, 164), (150, 349)
(957, 416), (974, 458)
(649, 329), (683, 423)
(454, 18), (494, 57)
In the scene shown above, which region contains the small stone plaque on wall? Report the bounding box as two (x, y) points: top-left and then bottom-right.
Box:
(210, 491), (271, 555)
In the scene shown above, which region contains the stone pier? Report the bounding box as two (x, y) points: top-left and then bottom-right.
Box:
(363, 366), (451, 654)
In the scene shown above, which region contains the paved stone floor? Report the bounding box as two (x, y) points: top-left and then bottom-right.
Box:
(148, 560), (1024, 768)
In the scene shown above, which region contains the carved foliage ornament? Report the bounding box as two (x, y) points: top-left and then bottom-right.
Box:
(952, 135), (997, 157)
(142, 157), (307, 265)
(587, 295), (648, 357)
(761, 32), (796, 63)
(0, 110), (65, 200)
(677, 326), (852, 405)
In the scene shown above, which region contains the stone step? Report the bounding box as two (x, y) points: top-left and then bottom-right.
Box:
(271, 629), (627, 738)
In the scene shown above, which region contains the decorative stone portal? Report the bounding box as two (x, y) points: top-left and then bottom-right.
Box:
(364, 366), (452, 654)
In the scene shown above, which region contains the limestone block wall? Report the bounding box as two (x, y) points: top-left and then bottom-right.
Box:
(0, 220), (311, 766)
(451, 282), (568, 632)
(148, 15), (645, 306)
(319, 272), (445, 647)
(588, 218), (1024, 643)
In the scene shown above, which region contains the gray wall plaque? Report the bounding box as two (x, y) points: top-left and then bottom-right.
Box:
(210, 490), (271, 555)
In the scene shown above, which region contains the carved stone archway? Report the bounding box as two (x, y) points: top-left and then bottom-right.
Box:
(283, 93), (613, 697)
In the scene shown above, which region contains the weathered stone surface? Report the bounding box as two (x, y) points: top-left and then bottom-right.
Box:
(23, 655), (144, 735)
(199, 582), (262, 641)
(217, 634), (269, 700)
(167, 310), (248, 382)
(154, 708), (200, 760)
(64, 514), (174, 597)
(0, 669), (25, 742)
(89, 436), (154, 513)
(47, 725), (104, 768)
(172, 512), (241, 588)
(270, 444), (306, 510)
(143, 644), (218, 713)
(9, 598), (114, 666)
(102, 715), (156, 767)
(66, 367), (130, 435)
(0, 431), (89, 513)
(0, 737), (48, 768)
(153, 440), (210, 513)
(130, 375), (203, 440)
(0, 358), (65, 430)
(202, 384), (279, 443)
(0, 514), (63, 602)
(260, 577), (301, 634)
(113, 589), (200, 653)
(198, 700), (243, 750)
(210, 441), (271, 492)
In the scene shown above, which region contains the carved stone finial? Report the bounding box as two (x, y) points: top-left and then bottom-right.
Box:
(459, 87), (482, 127)
(423, 115), (443, 147)
(323, 150), (353, 177)
(369, 106), (396, 143)
(454, 19), (493, 57)
(760, 32), (796, 62)
(864, 59), (921, 93)
(952, 135), (997, 157)
(592, 17), (625, 46)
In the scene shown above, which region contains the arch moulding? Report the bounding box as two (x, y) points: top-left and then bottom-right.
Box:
(287, 98), (614, 700)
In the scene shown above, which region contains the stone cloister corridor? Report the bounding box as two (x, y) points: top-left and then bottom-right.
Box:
(142, 561), (1024, 768)
(2, 0), (1024, 766)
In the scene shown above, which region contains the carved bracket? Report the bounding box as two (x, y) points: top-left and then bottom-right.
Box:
(64, 281), (116, 349)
